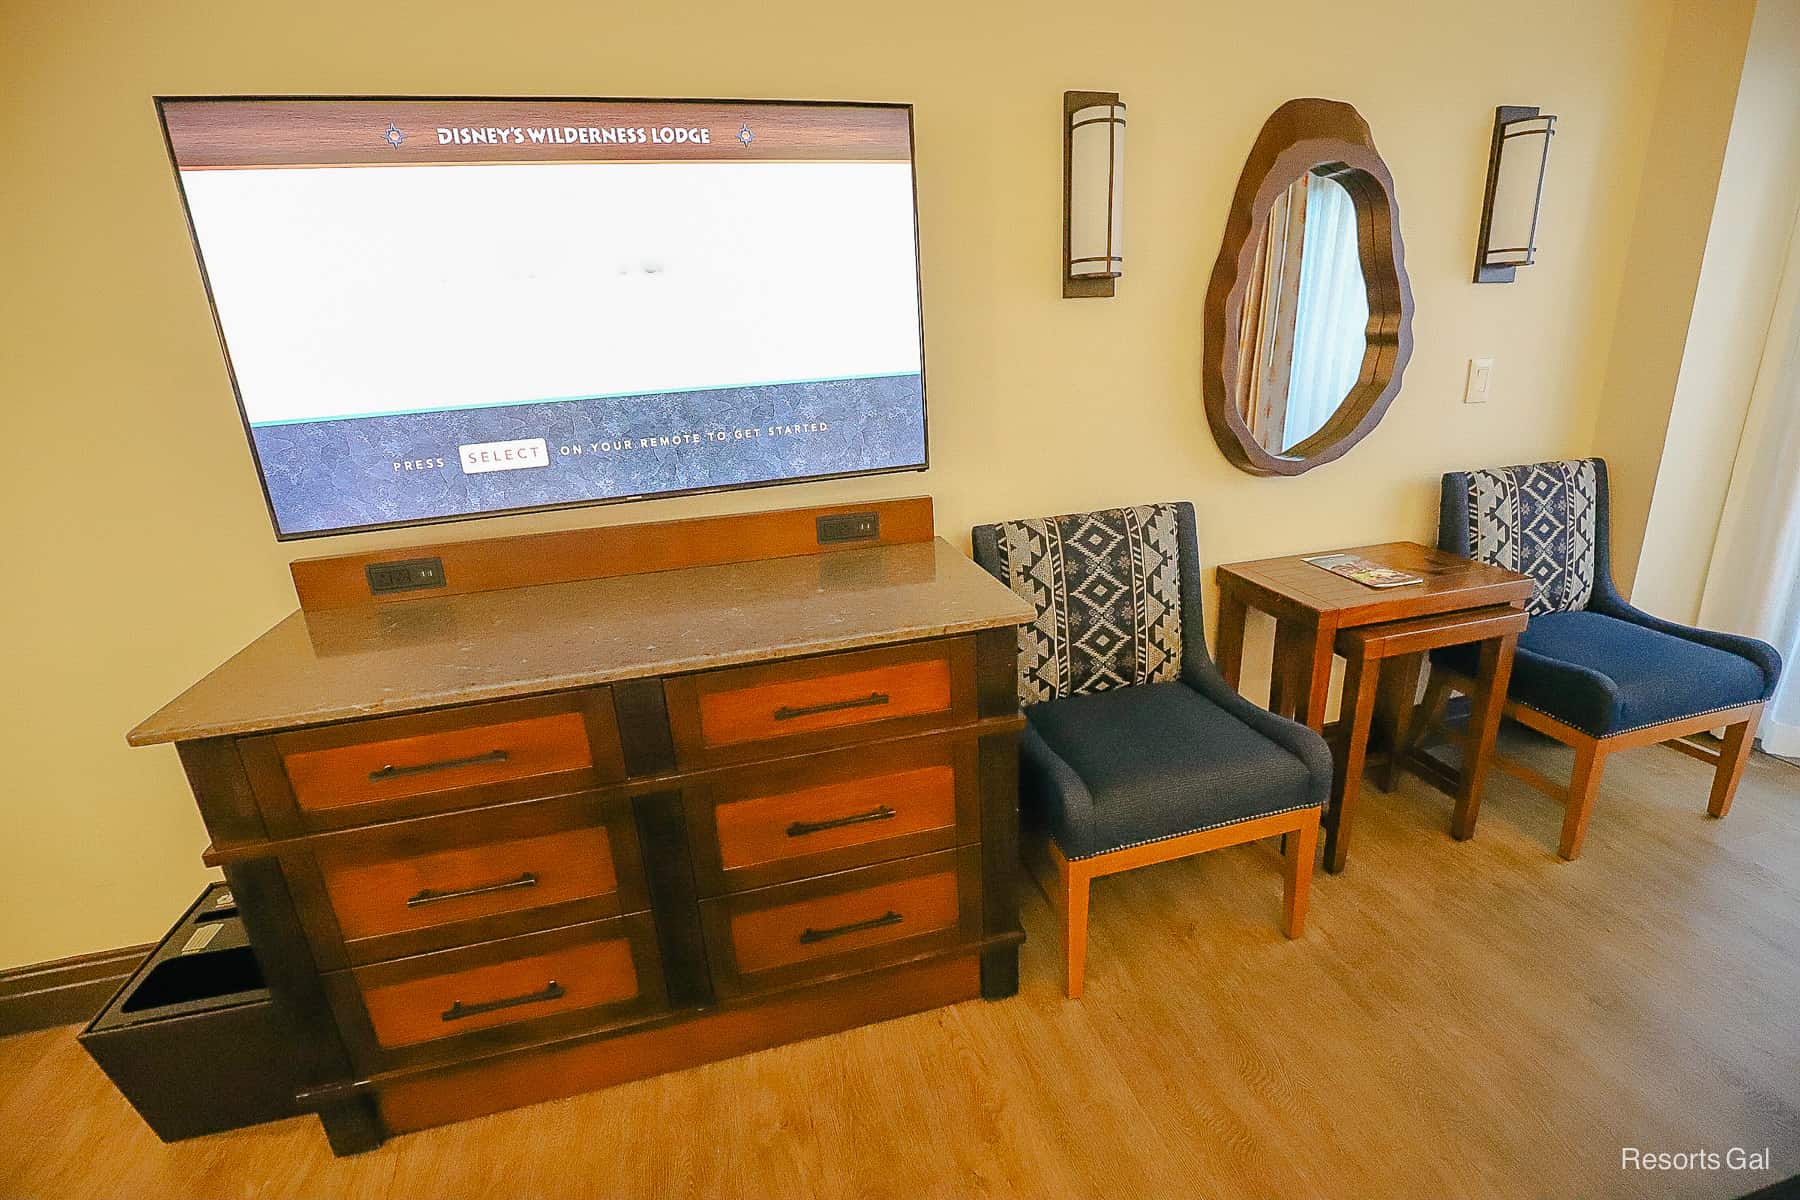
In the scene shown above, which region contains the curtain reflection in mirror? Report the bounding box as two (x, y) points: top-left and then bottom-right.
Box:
(1286, 175), (1368, 451)
(1235, 170), (1369, 454)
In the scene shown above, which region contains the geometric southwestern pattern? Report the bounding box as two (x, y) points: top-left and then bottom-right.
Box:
(991, 503), (1184, 705)
(1465, 458), (1599, 616)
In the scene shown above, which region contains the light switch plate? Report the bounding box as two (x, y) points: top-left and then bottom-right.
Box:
(1464, 357), (1494, 405)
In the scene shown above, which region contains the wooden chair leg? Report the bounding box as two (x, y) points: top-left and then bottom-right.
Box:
(1708, 718), (1756, 818)
(1050, 842), (1090, 1000)
(1324, 650), (1380, 874)
(1560, 739), (1608, 861)
(1283, 810), (1319, 938)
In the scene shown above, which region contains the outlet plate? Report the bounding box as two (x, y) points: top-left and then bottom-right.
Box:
(365, 557), (447, 595)
(816, 511), (881, 545)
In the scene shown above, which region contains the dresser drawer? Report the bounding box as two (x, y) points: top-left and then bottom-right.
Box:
(684, 733), (980, 895)
(699, 847), (981, 997)
(326, 915), (665, 1070)
(294, 790), (648, 968)
(241, 692), (626, 833)
(665, 639), (976, 767)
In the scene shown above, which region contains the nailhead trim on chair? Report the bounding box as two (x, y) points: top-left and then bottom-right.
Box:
(1507, 695), (1755, 741)
(1059, 801), (1323, 861)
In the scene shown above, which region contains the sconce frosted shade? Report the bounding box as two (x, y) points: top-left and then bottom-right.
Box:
(1474, 105), (1556, 283)
(1064, 92), (1124, 296)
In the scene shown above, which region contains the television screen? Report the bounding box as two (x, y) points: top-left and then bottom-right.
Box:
(158, 97), (927, 539)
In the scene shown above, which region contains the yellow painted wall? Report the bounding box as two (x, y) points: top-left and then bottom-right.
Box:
(0, 0), (1711, 967)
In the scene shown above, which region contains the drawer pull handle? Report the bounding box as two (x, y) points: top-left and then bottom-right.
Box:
(369, 748), (509, 782)
(798, 910), (903, 945)
(441, 980), (565, 1023)
(406, 871), (539, 908)
(787, 805), (898, 838)
(773, 692), (890, 722)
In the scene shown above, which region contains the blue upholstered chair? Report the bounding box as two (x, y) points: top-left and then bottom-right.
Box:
(972, 502), (1332, 998)
(1428, 458), (1780, 860)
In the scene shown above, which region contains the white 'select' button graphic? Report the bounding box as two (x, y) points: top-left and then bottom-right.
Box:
(459, 438), (549, 474)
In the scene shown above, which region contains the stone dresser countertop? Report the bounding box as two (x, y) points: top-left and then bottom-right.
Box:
(129, 537), (1033, 747)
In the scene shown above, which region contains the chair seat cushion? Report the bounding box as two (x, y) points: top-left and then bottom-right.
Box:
(1433, 610), (1768, 737)
(1026, 681), (1317, 860)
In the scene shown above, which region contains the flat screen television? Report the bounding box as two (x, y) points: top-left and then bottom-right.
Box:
(157, 97), (928, 540)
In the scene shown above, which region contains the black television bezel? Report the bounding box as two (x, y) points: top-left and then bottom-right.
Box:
(153, 94), (930, 543)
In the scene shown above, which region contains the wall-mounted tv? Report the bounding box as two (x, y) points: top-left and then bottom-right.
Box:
(157, 97), (928, 540)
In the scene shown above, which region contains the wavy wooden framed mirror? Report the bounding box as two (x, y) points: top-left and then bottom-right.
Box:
(1203, 98), (1414, 476)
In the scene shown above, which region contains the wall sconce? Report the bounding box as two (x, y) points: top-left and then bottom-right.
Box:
(1064, 90), (1125, 298)
(1473, 105), (1556, 283)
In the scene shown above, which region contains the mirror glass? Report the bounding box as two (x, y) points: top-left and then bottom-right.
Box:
(1233, 169), (1370, 454)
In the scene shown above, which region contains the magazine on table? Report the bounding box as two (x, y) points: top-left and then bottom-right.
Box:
(1301, 553), (1424, 589)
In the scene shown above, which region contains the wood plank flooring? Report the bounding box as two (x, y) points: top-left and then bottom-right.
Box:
(2, 732), (1796, 1200)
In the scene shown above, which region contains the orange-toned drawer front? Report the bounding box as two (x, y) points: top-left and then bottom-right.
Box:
(701, 848), (981, 996)
(686, 734), (980, 894)
(364, 938), (635, 1048)
(319, 825), (618, 944)
(244, 692), (626, 832)
(720, 768), (951, 872)
(375, 954), (986, 1136)
(667, 639), (976, 766)
(295, 790), (647, 969)
(334, 917), (666, 1065)
(700, 660), (950, 746)
(732, 871), (957, 974)
(285, 712), (590, 812)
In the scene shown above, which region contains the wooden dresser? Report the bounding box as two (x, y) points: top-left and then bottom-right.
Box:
(128, 498), (1032, 1154)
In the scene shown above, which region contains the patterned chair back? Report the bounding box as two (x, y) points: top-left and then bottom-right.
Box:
(972, 503), (1185, 707)
(1451, 458), (1600, 617)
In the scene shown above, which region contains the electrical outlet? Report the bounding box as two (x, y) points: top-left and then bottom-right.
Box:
(816, 511), (881, 545)
(1464, 357), (1494, 405)
(365, 557), (446, 595)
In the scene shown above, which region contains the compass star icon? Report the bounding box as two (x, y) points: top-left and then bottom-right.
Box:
(382, 122), (405, 148)
(736, 125), (754, 147)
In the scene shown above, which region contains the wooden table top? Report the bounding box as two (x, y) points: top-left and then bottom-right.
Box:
(1215, 541), (1531, 628)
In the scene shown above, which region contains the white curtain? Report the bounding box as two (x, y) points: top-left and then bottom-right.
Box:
(1284, 174), (1369, 452)
(1697, 202), (1800, 756)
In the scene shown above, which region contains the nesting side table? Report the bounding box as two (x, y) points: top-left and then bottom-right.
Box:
(1214, 542), (1533, 867)
(1329, 606), (1526, 870)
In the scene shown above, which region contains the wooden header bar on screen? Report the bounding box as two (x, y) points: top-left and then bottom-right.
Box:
(289, 496), (936, 612)
(159, 98), (913, 169)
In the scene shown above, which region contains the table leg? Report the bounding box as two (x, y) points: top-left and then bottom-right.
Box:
(1374, 652), (1425, 792)
(1269, 620), (1306, 720)
(1452, 633), (1517, 841)
(1296, 618), (1336, 733)
(1216, 586), (1248, 691)
(1325, 650), (1381, 873)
